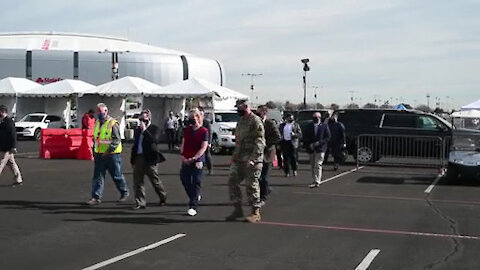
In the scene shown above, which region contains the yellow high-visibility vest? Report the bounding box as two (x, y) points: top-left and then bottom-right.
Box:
(93, 117), (122, 154)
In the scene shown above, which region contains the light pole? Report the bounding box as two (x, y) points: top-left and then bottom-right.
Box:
(347, 90), (358, 103)
(241, 73), (262, 106)
(99, 49), (130, 81)
(310, 85), (321, 108)
(426, 93), (431, 109)
(301, 59), (310, 108)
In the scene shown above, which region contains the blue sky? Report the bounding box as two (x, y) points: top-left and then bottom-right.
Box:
(1, 0), (479, 109)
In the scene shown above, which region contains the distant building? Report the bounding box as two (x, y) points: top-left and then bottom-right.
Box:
(0, 32), (225, 87)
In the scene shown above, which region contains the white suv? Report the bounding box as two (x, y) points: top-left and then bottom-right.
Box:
(210, 111), (239, 154)
(15, 113), (64, 140)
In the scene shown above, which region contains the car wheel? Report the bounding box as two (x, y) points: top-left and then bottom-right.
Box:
(34, 128), (42, 141)
(357, 145), (375, 163)
(211, 135), (222, 155)
(446, 163), (459, 184)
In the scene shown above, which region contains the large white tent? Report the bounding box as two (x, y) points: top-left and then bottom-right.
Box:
(461, 99), (480, 111)
(0, 77), (40, 116)
(144, 78), (248, 133)
(78, 76), (162, 138)
(16, 79), (94, 126)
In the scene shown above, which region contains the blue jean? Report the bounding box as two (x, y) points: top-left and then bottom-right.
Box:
(91, 153), (129, 199)
(180, 163), (203, 209)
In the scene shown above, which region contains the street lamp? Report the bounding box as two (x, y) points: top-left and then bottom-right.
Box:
(301, 59), (310, 107)
(310, 85), (321, 109)
(241, 73), (262, 106)
(98, 49), (130, 81)
(426, 93), (431, 108)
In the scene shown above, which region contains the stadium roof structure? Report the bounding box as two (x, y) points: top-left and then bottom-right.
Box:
(0, 32), (189, 55)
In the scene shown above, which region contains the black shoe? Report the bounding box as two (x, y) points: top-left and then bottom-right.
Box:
(159, 197), (167, 206)
(333, 164), (339, 171)
(117, 194), (129, 202)
(131, 204), (146, 210)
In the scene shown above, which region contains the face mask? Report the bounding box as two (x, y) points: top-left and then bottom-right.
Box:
(97, 113), (106, 121)
(186, 118), (195, 125)
(141, 118), (150, 125)
(313, 117), (321, 123)
(237, 109), (246, 116)
(287, 118), (294, 123)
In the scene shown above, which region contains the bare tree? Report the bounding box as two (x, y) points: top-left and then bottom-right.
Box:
(363, 103), (378, 109)
(345, 103), (360, 109)
(265, 101), (277, 109)
(329, 103), (340, 111)
(415, 104), (432, 112)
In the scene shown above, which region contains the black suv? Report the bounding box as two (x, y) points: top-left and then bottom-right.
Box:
(335, 109), (453, 162)
(296, 109), (331, 135)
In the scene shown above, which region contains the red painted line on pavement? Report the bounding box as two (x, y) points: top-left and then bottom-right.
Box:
(258, 221), (480, 241)
(293, 191), (480, 206)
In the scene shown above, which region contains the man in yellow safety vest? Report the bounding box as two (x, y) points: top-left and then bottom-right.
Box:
(86, 103), (129, 205)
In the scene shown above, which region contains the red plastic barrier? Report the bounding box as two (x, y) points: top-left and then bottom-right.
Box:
(77, 129), (94, 160)
(39, 128), (93, 159)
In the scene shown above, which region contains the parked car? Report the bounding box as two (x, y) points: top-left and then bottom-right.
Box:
(210, 110), (239, 154)
(15, 113), (65, 140)
(447, 112), (480, 182)
(335, 109), (454, 162)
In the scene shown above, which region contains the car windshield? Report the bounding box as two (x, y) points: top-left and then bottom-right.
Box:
(452, 131), (480, 151)
(215, 113), (239, 123)
(20, 115), (44, 122)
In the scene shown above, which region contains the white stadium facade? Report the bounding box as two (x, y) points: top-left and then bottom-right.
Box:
(0, 32), (225, 87)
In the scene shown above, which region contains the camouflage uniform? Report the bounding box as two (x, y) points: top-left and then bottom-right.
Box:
(228, 112), (266, 208)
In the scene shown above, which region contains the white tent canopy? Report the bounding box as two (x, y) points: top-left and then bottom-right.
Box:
(452, 110), (480, 118)
(79, 77), (162, 138)
(82, 76), (161, 96)
(146, 77), (247, 99)
(0, 77), (41, 116)
(16, 79), (95, 125)
(461, 99), (480, 111)
(0, 77), (40, 96)
(17, 79), (95, 97)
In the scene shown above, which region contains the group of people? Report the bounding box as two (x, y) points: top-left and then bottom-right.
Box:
(0, 100), (345, 223)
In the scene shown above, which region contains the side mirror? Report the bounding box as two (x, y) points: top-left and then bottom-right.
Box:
(45, 120), (51, 124)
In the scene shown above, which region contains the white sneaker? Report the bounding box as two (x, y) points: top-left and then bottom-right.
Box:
(309, 183), (320, 188)
(198, 195), (202, 201)
(187, 208), (197, 216)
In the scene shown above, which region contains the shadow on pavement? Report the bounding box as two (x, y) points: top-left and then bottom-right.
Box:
(357, 175), (435, 185)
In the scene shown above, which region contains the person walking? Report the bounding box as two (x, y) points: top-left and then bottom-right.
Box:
(165, 112), (178, 151)
(303, 112), (331, 188)
(278, 114), (302, 177)
(200, 109), (213, 175)
(86, 103), (129, 205)
(255, 105), (281, 205)
(0, 105), (23, 186)
(81, 109), (96, 130)
(225, 100), (265, 223)
(130, 109), (167, 210)
(326, 113), (346, 171)
(180, 108), (209, 216)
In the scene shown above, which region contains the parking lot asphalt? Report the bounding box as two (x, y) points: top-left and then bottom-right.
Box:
(1, 141), (480, 270)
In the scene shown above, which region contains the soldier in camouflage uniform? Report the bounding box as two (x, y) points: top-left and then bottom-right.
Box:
(225, 100), (266, 223)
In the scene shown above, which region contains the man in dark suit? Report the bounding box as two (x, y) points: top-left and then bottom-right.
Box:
(255, 105), (281, 204)
(278, 113), (302, 176)
(0, 105), (23, 186)
(303, 111), (331, 188)
(131, 109), (167, 209)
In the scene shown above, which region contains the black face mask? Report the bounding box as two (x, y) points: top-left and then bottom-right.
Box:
(140, 118), (150, 125)
(186, 118), (195, 125)
(313, 117), (321, 123)
(287, 118), (294, 123)
(237, 109), (246, 116)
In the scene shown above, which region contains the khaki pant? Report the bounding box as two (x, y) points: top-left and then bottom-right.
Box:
(309, 152), (325, 184)
(0, 151), (22, 183)
(133, 155), (166, 206)
(228, 162), (263, 208)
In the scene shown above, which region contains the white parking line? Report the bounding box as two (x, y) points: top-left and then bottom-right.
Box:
(424, 175), (442, 194)
(320, 166), (364, 185)
(81, 233), (186, 270)
(355, 249), (380, 270)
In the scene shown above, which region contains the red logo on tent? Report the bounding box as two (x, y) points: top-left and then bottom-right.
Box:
(36, 77), (62, 84)
(41, 39), (50, 50)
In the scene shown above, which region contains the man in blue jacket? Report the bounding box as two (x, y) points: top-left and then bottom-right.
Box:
(303, 112), (331, 188)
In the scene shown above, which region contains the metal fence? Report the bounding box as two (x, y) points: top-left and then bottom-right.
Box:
(356, 134), (448, 168)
